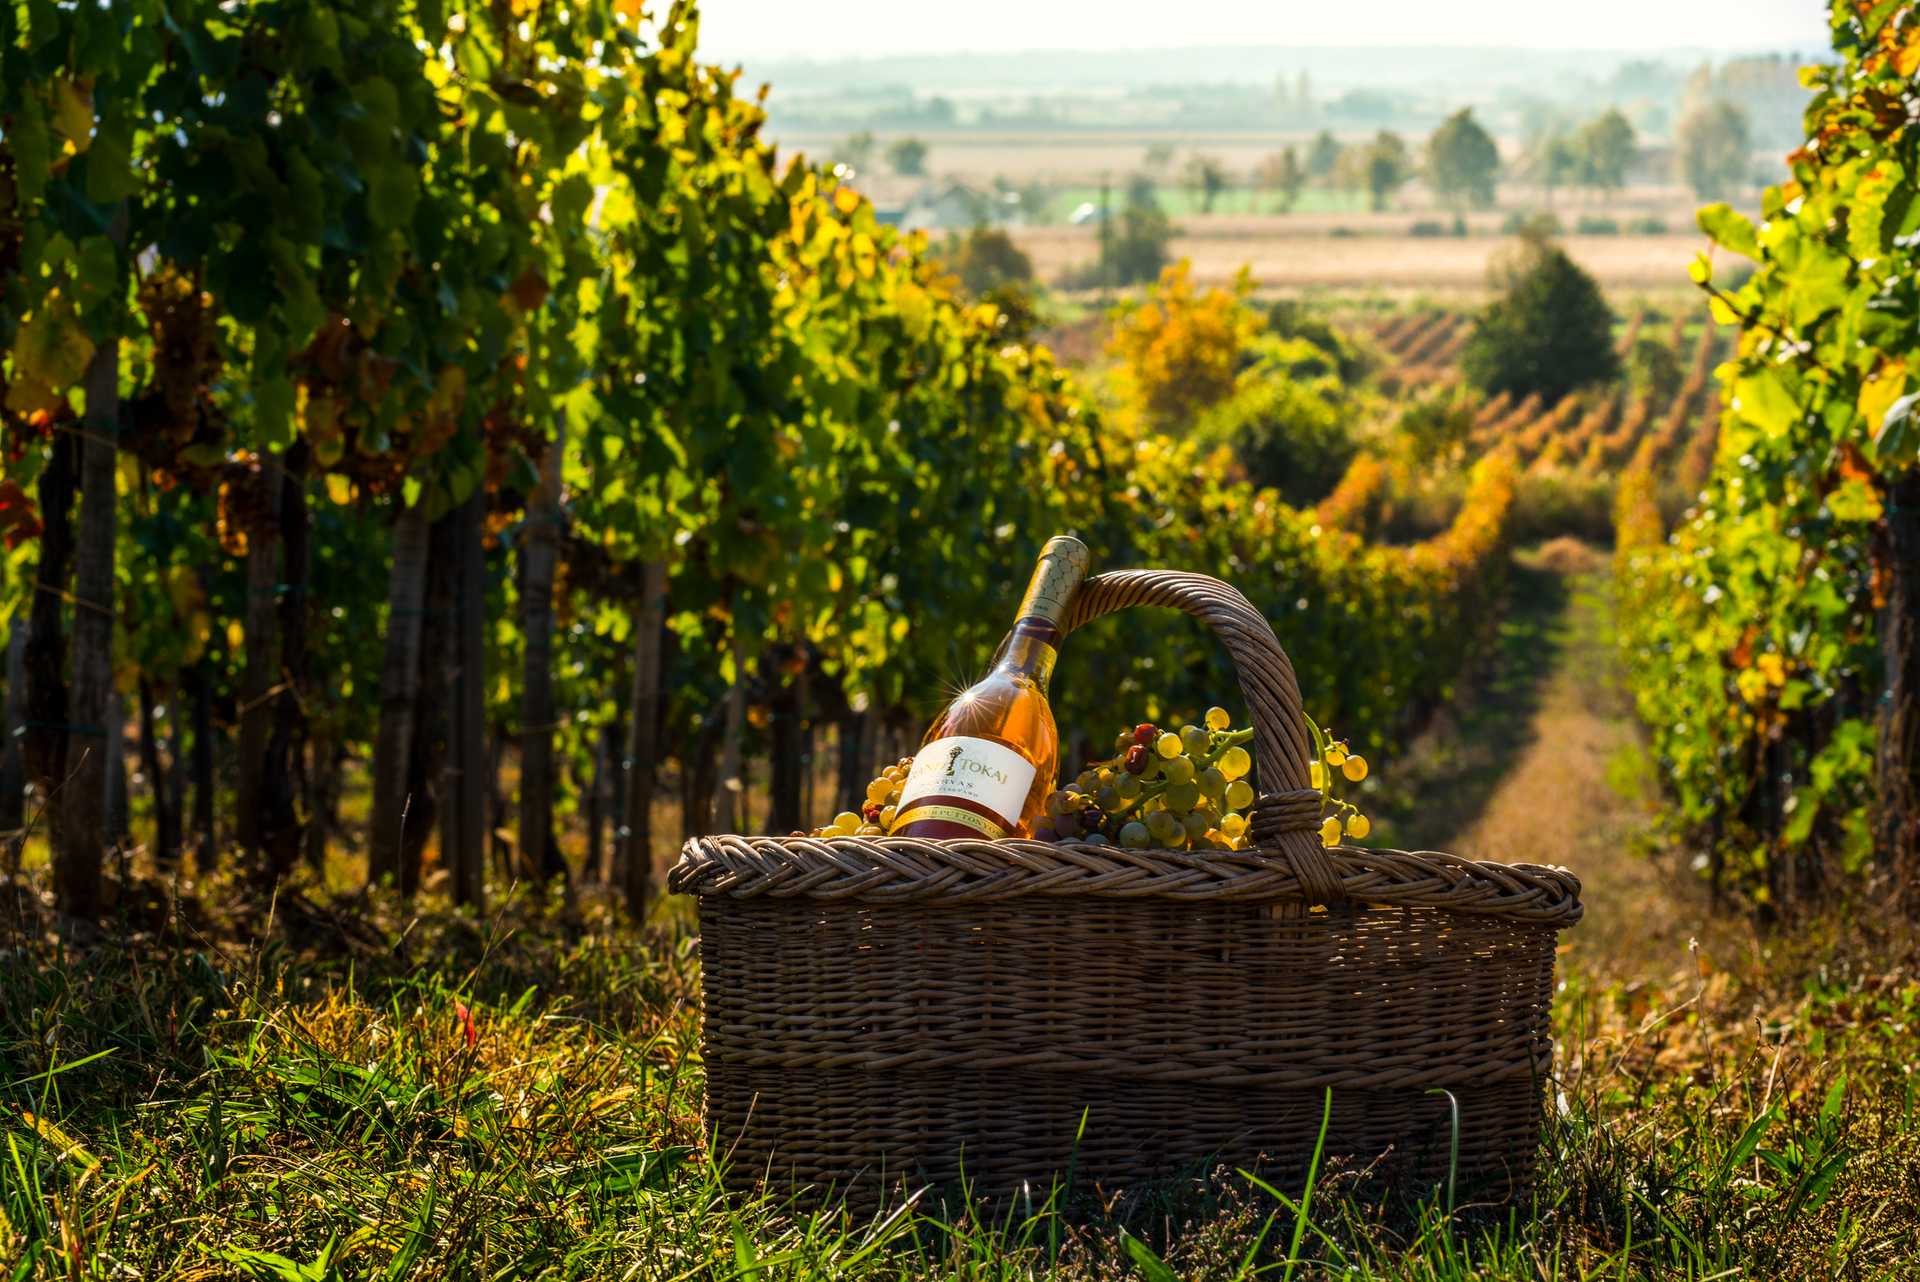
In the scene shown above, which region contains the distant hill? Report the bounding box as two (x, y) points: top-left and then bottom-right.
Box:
(728, 45), (1815, 98)
(730, 46), (1817, 150)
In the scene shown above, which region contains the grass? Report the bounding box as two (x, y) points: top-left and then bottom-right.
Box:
(2, 868), (1917, 1278)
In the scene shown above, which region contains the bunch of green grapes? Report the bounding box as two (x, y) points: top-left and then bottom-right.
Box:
(1035, 709), (1376, 851)
(1307, 726), (1371, 847)
(1033, 706), (1260, 850)
(810, 756), (913, 837)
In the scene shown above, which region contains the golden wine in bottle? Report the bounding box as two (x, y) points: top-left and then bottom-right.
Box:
(889, 535), (1091, 839)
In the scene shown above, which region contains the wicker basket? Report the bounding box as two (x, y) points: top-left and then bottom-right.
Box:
(669, 569), (1583, 1209)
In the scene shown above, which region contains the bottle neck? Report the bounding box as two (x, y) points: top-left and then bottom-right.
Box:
(993, 618), (1059, 691)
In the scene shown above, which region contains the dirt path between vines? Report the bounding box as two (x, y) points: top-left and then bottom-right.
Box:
(1384, 539), (1738, 987)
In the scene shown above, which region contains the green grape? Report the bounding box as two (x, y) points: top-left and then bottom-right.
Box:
(1146, 810), (1183, 846)
(1075, 770), (1100, 792)
(1205, 706), (1231, 731)
(1114, 729), (1135, 754)
(1198, 766), (1227, 801)
(1054, 812), (1081, 839)
(1225, 779), (1254, 810)
(1114, 773), (1142, 801)
(1162, 755), (1195, 785)
(1191, 802), (1220, 830)
(1155, 732), (1181, 759)
(1046, 790), (1072, 817)
(1096, 785), (1121, 811)
(1220, 812), (1248, 839)
(1095, 767), (1115, 787)
(1083, 832), (1111, 847)
(1182, 812), (1210, 841)
(1165, 781), (1201, 813)
(1119, 821), (1151, 849)
(1219, 746), (1252, 780)
(1180, 724), (1209, 756)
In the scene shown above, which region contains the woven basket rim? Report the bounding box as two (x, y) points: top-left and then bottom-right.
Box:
(669, 832), (1583, 927)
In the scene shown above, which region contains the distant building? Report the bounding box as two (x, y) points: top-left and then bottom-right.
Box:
(898, 181), (1025, 230)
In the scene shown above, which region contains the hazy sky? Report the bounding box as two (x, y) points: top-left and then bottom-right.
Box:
(701, 0), (1829, 60)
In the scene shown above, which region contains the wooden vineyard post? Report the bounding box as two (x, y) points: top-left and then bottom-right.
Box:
(0, 620), (25, 853)
(368, 502), (431, 890)
(443, 492), (487, 909)
(52, 218), (123, 919)
(518, 420), (567, 884)
(235, 452), (283, 870)
(621, 559), (667, 921)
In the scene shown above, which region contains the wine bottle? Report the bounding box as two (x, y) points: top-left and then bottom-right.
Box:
(889, 535), (1091, 840)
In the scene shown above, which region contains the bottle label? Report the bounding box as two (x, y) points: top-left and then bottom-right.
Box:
(889, 803), (1009, 840)
(892, 735), (1036, 836)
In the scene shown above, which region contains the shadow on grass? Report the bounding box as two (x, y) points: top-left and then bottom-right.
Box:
(1367, 549), (1577, 853)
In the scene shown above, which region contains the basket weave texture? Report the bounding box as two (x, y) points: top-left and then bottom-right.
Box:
(670, 569), (1583, 1207)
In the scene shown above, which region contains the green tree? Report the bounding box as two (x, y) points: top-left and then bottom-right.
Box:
(1676, 99), (1751, 198)
(887, 137), (929, 176)
(1364, 131), (1412, 211)
(1194, 340), (1360, 505)
(1258, 147), (1307, 212)
(944, 228), (1033, 295)
(1462, 234), (1619, 403)
(1537, 133), (1581, 206)
(1426, 108), (1501, 210)
(1103, 176), (1174, 285)
(1625, 335), (1683, 402)
(838, 130), (876, 171)
(1578, 109), (1638, 196)
(1307, 129), (1340, 180)
(1185, 154), (1229, 213)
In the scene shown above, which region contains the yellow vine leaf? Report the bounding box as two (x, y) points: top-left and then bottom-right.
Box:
(4, 376), (63, 416)
(1858, 358), (1908, 431)
(1896, 30), (1920, 77)
(14, 294), (95, 392)
(50, 78), (93, 152)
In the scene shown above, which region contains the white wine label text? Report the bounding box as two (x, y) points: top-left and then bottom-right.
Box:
(895, 735), (1036, 828)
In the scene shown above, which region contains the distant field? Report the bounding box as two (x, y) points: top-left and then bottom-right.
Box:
(1014, 217), (1708, 293)
(771, 125), (1731, 295)
(778, 128), (1327, 186)
(779, 127), (1714, 211)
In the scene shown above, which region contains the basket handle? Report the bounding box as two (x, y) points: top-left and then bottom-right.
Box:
(1062, 569), (1346, 905)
